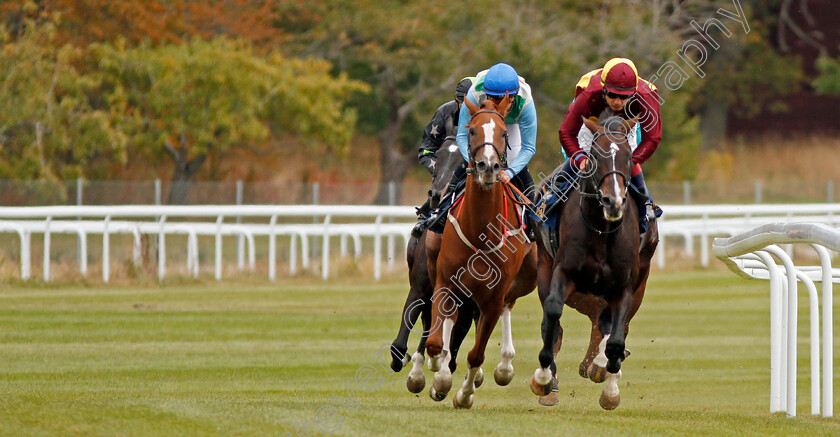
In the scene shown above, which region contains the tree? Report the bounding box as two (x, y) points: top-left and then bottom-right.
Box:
(95, 37), (366, 203)
(0, 14), (126, 181)
(814, 50), (840, 95)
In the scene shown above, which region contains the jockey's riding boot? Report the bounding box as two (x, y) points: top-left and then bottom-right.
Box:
(410, 198), (432, 239)
(629, 172), (661, 226)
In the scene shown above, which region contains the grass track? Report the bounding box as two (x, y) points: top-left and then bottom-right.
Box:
(0, 271), (838, 436)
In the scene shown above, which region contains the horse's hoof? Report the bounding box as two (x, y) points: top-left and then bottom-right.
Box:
(453, 390), (474, 409)
(578, 361), (589, 379)
(474, 367), (484, 389)
(432, 372), (452, 399)
(530, 375), (552, 396)
(539, 391), (560, 407)
(406, 374), (425, 393)
(390, 359), (403, 373)
(599, 391), (620, 410)
(606, 360), (621, 374)
(429, 385), (448, 402)
(494, 363), (514, 386)
(587, 363), (607, 383)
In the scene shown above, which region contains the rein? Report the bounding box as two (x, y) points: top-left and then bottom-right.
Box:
(449, 107), (527, 253)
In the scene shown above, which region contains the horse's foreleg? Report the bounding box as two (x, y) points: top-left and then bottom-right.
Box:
(454, 301), (503, 409)
(427, 283), (458, 402)
(493, 305), (516, 386)
(598, 287), (634, 410)
(531, 263), (566, 397)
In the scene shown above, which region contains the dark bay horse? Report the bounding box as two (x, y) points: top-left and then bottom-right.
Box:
(530, 116), (658, 410)
(389, 135), (480, 393)
(425, 96), (538, 409)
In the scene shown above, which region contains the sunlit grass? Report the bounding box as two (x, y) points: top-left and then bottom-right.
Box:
(0, 271), (838, 436)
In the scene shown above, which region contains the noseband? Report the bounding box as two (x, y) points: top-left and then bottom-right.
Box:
(466, 109), (507, 173)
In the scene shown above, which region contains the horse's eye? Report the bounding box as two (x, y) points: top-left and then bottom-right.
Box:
(469, 128), (475, 136)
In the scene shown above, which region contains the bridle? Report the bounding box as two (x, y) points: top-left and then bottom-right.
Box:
(578, 131), (632, 235)
(465, 109), (507, 174)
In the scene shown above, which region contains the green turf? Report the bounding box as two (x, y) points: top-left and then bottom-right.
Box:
(0, 271), (838, 436)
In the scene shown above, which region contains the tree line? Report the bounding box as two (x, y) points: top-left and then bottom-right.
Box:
(0, 1), (837, 203)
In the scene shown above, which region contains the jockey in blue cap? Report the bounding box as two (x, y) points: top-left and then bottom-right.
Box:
(418, 63), (537, 239)
(455, 63), (537, 200)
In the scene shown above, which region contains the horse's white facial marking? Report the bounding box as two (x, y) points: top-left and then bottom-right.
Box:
(481, 119), (497, 163)
(608, 142), (621, 200)
(448, 144), (458, 153)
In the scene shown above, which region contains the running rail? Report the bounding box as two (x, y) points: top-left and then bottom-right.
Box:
(713, 223), (840, 418)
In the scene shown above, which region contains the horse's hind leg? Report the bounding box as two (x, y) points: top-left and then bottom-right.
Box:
(531, 263), (567, 398)
(406, 298), (431, 393)
(391, 284), (425, 372)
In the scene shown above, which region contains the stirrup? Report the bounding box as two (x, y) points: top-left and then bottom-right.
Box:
(411, 215), (428, 239)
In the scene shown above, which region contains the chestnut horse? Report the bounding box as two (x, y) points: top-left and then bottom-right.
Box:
(389, 135), (479, 394)
(424, 96), (537, 409)
(530, 116), (658, 410)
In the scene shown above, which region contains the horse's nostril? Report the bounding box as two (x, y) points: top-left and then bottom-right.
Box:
(476, 161), (487, 172)
(493, 163), (500, 172)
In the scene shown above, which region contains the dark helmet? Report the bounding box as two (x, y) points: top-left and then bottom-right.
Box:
(600, 58), (638, 96)
(454, 77), (473, 103)
(484, 63), (519, 97)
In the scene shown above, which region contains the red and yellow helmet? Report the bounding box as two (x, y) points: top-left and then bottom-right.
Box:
(600, 58), (638, 96)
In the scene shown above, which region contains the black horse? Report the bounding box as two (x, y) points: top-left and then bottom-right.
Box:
(530, 115), (658, 410)
(389, 135), (480, 393)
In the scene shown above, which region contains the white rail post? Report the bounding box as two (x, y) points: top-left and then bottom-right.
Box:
(43, 216), (51, 282)
(269, 215), (277, 281)
(812, 244), (833, 417)
(236, 180), (244, 270)
(751, 251), (783, 412)
(158, 215), (167, 282)
(321, 214), (332, 280)
(215, 215), (224, 281)
(374, 215), (383, 280)
(764, 245), (800, 417)
(103, 215), (111, 283)
(21, 230), (30, 280)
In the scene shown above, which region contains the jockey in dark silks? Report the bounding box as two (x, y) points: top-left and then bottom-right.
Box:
(410, 77), (474, 238)
(556, 57), (663, 231)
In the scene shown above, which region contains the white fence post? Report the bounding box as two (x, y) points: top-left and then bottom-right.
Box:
(714, 223), (840, 418)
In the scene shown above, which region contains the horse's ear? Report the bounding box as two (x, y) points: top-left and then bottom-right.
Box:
(497, 93), (513, 117)
(623, 117), (640, 132)
(465, 98), (479, 117)
(582, 116), (604, 134)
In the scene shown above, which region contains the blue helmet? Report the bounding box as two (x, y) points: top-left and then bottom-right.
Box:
(484, 63), (519, 97)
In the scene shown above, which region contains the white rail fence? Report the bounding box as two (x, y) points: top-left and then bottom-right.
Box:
(713, 223), (840, 418)
(0, 203), (838, 282)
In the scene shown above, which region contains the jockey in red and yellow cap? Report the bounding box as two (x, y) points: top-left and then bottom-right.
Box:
(556, 58), (663, 229)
